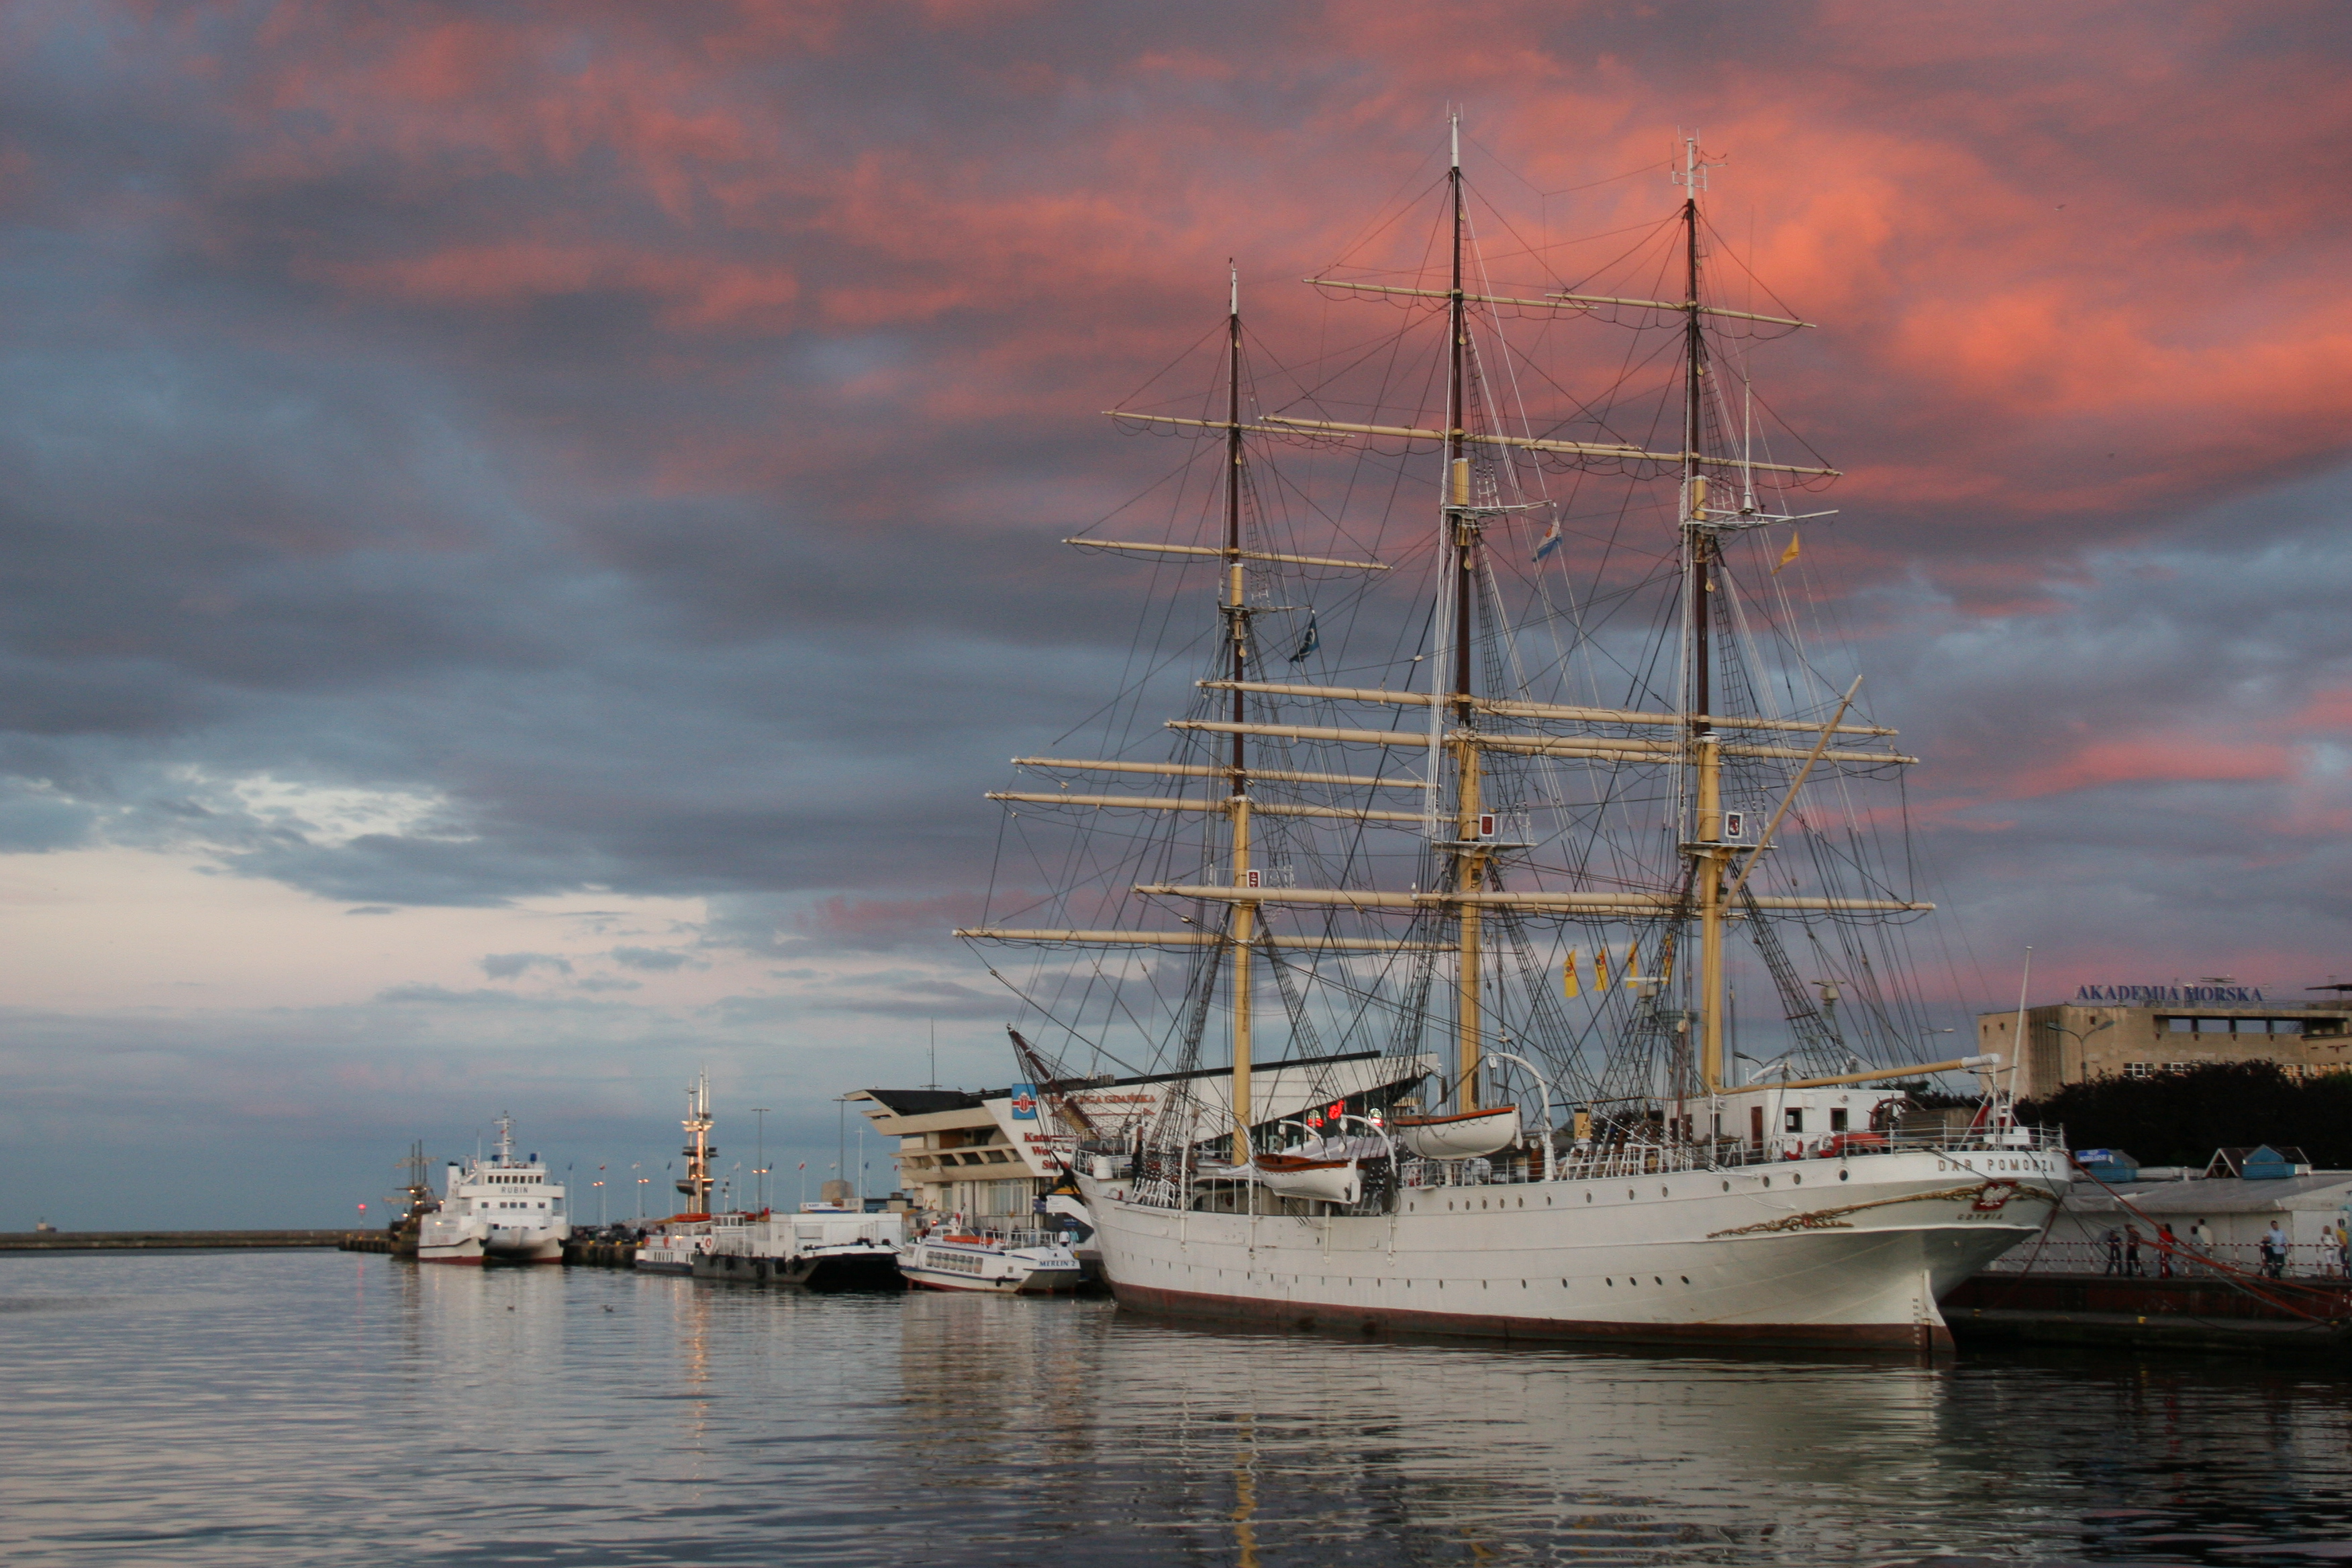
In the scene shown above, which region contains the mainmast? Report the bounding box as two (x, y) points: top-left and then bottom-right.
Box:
(1675, 134), (1732, 1100)
(1444, 113), (1486, 1114)
(1222, 264), (1257, 1163)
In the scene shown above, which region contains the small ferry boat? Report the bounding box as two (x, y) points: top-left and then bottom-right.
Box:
(635, 1216), (717, 1275)
(695, 1204), (907, 1290)
(897, 1229), (1085, 1294)
(417, 1116), (569, 1266)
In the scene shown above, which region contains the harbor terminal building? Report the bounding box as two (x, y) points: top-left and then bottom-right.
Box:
(1977, 983), (2352, 1098)
(852, 1051), (1430, 1224)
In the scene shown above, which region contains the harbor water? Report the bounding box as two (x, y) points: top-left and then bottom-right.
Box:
(3, 1251), (2349, 1565)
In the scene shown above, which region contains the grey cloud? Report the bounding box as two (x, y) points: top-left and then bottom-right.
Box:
(480, 952), (574, 980)
(609, 946), (698, 972)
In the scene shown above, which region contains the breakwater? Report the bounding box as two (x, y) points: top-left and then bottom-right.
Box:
(1, 1230), (348, 1253)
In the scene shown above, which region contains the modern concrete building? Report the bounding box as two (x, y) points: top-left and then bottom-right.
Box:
(1977, 986), (2352, 1098)
(848, 1088), (1042, 1224)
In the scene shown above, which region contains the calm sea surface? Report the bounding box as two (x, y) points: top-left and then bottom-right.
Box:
(3, 1251), (2349, 1566)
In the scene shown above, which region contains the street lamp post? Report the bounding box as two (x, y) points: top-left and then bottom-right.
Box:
(752, 1107), (771, 1212)
(2041, 1017), (2114, 1092)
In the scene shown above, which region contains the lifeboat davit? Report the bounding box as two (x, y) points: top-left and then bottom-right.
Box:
(1391, 1105), (1522, 1161)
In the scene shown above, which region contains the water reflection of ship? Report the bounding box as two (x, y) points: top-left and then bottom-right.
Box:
(879, 1301), (1969, 1559)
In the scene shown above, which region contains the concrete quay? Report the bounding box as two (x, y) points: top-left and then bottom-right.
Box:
(1, 1229), (350, 1253)
(1945, 1271), (2352, 1357)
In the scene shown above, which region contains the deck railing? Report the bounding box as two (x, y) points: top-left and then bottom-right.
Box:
(1101, 1121), (2067, 1214)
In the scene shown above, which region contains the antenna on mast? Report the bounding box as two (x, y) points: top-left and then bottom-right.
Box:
(1450, 107), (1459, 170)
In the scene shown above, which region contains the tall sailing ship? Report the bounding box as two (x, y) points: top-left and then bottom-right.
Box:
(958, 125), (2065, 1351)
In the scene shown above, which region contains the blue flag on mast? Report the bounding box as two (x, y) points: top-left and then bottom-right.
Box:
(1533, 511), (1563, 562)
(1289, 612), (1318, 663)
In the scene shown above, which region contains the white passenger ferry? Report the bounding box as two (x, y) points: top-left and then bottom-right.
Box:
(417, 1116), (569, 1266)
(897, 1230), (1085, 1294)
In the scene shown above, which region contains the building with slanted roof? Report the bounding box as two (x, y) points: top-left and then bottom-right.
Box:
(851, 1050), (1436, 1226)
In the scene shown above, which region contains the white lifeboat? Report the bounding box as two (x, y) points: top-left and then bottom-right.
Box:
(1251, 1153), (1361, 1206)
(1391, 1105), (1522, 1161)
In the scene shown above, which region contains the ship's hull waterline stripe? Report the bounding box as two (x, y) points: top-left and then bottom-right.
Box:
(1134, 885), (1933, 914)
(1101, 410), (1839, 480)
(1196, 680), (1897, 739)
(987, 791), (1424, 824)
(1167, 720), (1914, 767)
(954, 928), (1447, 952)
(1064, 538), (1390, 572)
(1012, 758), (1429, 791)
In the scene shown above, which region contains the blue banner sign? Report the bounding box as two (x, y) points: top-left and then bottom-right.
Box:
(2075, 984), (2263, 1004)
(1009, 1084), (1038, 1120)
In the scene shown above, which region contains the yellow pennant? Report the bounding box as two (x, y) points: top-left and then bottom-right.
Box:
(1621, 939), (1640, 987)
(1594, 945), (1610, 991)
(1773, 528), (1802, 576)
(1562, 948), (1581, 999)
(1656, 932), (1677, 984)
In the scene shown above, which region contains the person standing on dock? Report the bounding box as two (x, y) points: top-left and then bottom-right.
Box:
(2123, 1225), (2144, 1278)
(2190, 1220), (2214, 1277)
(2104, 1227), (2123, 1275)
(2261, 1220), (2289, 1279)
(2155, 1223), (2177, 1280)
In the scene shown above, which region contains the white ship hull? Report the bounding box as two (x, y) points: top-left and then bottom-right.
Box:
(416, 1220), (565, 1267)
(898, 1236), (1087, 1295)
(1078, 1148), (2064, 1351)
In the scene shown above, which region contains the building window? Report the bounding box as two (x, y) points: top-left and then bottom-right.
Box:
(2124, 1062), (2154, 1079)
(2165, 1062), (2190, 1073)
(1783, 1109), (1804, 1134)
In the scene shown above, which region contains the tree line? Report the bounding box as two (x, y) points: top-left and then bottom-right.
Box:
(2017, 1061), (2352, 1169)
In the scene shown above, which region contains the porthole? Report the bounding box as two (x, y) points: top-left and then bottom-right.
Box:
(1606, 1278), (1614, 1287)
(1660, 1186), (1669, 1197)
(1654, 1276), (1663, 1285)
(1721, 1180), (1730, 1191)
(1839, 1170), (1850, 1183)
(1793, 1174), (1802, 1185)
(1762, 1177), (1771, 1187)
(1584, 1193), (1593, 1204)
(1627, 1189), (1636, 1199)
(1680, 1276), (1690, 1284)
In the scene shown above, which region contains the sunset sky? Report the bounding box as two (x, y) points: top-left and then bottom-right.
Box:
(3, 2), (2347, 1225)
